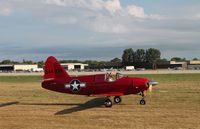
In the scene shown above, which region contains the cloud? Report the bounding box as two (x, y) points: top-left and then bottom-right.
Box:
(40, 0), (165, 34)
(127, 5), (146, 18)
(0, 4), (12, 16)
(87, 20), (129, 33)
(1, 0), (200, 60)
(49, 16), (78, 25)
(43, 0), (66, 6)
(104, 0), (121, 14)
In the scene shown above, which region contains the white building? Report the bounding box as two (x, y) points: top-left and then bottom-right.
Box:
(0, 64), (38, 72)
(188, 61), (200, 70)
(61, 63), (88, 70)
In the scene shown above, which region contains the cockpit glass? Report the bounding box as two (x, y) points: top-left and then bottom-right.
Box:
(116, 73), (124, 79)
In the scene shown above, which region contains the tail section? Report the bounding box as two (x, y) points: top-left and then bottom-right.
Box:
(44, 56), (70, 80)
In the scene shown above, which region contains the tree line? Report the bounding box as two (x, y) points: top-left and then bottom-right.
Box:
(122, 48), (161, 69)
(0, 48), (199, 69)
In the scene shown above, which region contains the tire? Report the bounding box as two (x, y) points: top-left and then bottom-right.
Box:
(104, 99), (112, 107)
(114, 96), (121, 103)
(140, 99), (146, 105)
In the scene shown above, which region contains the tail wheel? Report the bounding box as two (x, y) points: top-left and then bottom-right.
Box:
(114, 96), (121, 103)
(104, 99), (112, 107)
(140, 99), (146, 105)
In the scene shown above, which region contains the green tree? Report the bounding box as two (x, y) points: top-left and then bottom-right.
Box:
(1, 60), (12, 64)
(0, 60), (20, 64)
(192, 58), (199, 61)
(122, 48), (134, 66)
(37, 61), (44, 68)
(110, 57), (122, 69)
(171, 57), (186, 62)
(135, 49), (146, 63)
(22, 59), (34, 64)
(146, 48), (161, 69)
(157, 58), (168, 65)
(110, 57), (121, 64)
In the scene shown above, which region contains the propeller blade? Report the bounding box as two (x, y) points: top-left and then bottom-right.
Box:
(148, 80), (158, 86)
(149, 85), (153, 92)
(148, 80), (158, 93)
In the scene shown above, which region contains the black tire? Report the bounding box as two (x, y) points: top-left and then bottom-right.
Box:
(104, 99), (112, 107)
(140, 99), (146, 105)
(114, 96), (121, 103)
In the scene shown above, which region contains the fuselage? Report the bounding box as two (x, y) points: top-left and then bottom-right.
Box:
(42, 74), (149, 96)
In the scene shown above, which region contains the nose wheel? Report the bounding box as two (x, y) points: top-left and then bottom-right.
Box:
(140, 99), (146, 105)
(139, 91), (146, 105)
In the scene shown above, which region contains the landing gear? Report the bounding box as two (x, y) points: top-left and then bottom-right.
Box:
(104, 98), (112, 107)
(140, 99), (146, 105)
(104, 96), (121, 107)
(139, 91), (146, 105)
(114, 96), (121, 103)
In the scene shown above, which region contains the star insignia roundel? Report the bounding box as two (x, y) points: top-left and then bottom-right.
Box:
(70, 80), (81, 92)
(65, 79), (86, 92)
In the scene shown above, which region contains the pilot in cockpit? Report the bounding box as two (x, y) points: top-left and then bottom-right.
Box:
(106, 73), (114, 82)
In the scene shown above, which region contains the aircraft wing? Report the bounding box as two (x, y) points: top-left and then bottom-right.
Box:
(91, 92), (124, 97)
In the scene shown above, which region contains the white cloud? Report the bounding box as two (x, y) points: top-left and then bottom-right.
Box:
(40, 0), (166, 33)
(43, 0), (122, 13)
(43, 0), (66, 6)
(127, 5), (146, 18)
(0, 5), (12, 16)
(88, 21), (129, 33)
(51, 16), (77, 25)
(104, 0), (121, 14)
(126, 5), (166, 20)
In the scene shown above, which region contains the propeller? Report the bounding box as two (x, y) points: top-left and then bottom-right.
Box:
(148, 80), (158, 93)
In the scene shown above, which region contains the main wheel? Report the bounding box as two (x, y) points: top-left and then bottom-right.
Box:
(140, 99), (146, 105)
(104, 99), (112, 107)
(114, 96), (121, 103)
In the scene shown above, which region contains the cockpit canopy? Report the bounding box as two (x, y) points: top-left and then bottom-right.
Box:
(94, 73), (124, 83)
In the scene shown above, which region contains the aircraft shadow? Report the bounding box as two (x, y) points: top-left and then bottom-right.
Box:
(55, 97), (106, 115)
(19, 102), (82, 106)
(0, 101), (19, 108)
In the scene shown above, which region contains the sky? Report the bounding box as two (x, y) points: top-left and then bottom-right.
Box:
(0, 0), (200, 61)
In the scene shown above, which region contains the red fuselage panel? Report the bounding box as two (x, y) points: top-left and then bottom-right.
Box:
(42, 74), (149, 96)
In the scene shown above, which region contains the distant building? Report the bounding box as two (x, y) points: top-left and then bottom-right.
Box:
(170, 61), (187, 70)
(188, 61), (200, 70)
(157, 61), (187, 69)
(0, 64), (38, 72)
(61, 63), (88, 70)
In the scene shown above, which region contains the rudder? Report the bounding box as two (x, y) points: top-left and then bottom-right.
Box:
(44, 56), (70, 80)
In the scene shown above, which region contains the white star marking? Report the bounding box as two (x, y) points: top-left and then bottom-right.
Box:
(64, 79), (86, 92)
(71, 81), (80, 91)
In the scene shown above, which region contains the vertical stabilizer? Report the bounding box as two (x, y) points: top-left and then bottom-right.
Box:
(44, 56), (70, 80)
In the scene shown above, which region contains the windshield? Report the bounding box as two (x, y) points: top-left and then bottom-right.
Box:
(116, 73), (124, 79)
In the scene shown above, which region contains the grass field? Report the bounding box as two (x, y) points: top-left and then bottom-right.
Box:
(0, 74), (200, 129)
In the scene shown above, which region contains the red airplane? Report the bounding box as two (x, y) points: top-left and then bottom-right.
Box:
(42, 56), (158, 107)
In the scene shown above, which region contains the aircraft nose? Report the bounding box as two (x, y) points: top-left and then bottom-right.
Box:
(147, 80), (158, 92)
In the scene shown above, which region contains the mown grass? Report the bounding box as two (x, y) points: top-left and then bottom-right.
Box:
(0, 74), (200, 129)
(0, 73), (200, 83)
(129, 73), (200, 82)
(0, 75), (42, 83)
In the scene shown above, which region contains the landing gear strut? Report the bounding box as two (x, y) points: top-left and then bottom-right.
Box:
(104, 98), (112, 107)
(114, 96), (121, 103)
(139, 91), (146, 105)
